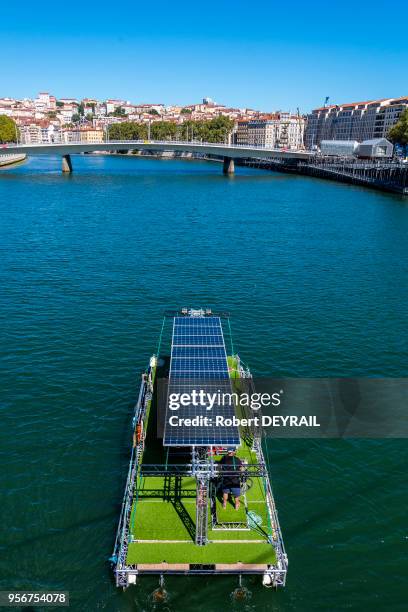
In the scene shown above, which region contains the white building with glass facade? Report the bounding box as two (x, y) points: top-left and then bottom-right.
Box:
(305, 96), (408, 149)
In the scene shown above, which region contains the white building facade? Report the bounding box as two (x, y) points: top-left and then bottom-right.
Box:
(236, 114), (305, 149)
(19, 124), (61, 144)
(305, 96), (408, 149)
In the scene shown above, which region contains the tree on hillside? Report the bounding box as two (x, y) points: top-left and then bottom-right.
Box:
(148, 108), (160, 116)
(388, 108), (408, 146)
(206, 115), (235, 142)
(151, 121), (177, 140)
(108, 121), (148, 140)
(106, 116), (234, 144)
(178, 115), (234, 143)
(0, 115), (18, 143)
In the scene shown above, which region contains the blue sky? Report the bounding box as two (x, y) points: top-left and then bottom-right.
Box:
(2, 0), (407, 112)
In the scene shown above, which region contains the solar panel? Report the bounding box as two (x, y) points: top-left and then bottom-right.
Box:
(163, 316), (240, 447)
(172, 346), (226, 358)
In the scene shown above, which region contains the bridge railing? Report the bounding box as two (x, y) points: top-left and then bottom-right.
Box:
(4, 139), (309, 154)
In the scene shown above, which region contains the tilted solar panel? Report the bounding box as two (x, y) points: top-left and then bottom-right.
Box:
(163, 316), (240, 447)
(172, 346), (226, 358)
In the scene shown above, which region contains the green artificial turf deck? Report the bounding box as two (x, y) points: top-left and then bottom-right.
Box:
(127, 368), (277, 568)
(126, 541), (276, 565)
(132, 498), (196, 541)
(130, 476), (197, 541)
(214, 495), (247, 523)
(227, 355), (240, 379)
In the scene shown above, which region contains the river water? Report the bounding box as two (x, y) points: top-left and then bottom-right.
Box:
(0, 155), (407, 611)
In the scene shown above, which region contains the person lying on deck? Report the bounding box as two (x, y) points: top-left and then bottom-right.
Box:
(218, 449), (243, 510)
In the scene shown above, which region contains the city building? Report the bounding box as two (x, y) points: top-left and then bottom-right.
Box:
(1, 91), (290, 137)
(106, 99), (127, 114)
(61, 129), (80, 143)
(78, 128), (104, 143)
(236, 113), (305, 149)
(52, 128), (104, 143)
(0, 97), (15, 110)
(305, 96), (408, 149)
(19, 123), (61, 144)
(58, 98), (78, 105)
(132, 103), (165, 115)
(57, 105), (76, 123)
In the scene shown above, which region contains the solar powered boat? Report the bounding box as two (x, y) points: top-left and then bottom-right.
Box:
(111, 309), (287, 588)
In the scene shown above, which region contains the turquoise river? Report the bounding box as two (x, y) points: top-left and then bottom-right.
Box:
(0, 154), (407, 611)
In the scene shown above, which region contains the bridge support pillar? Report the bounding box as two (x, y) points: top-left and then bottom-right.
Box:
(62, 154), (73, 173)
(223, 156), (235, 175)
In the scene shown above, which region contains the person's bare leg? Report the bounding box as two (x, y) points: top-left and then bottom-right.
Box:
(235, 495), (240, 510)
(223, 492), (228, 509)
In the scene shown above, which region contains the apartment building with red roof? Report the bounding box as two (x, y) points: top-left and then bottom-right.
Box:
(305, 96), (408, 148)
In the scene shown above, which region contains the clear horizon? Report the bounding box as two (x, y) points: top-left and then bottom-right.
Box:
(2, 0), (406, 113)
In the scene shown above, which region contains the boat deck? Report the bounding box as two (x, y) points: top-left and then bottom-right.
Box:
(127, 464), (276, 567)
(112, 326), (287, 587)
(126, 399), (277, 569)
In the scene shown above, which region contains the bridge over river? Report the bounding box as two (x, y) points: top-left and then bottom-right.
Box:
(1, 140), (313, 173)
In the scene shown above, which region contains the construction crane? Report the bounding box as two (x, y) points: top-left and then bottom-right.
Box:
(296, 107), (305, 150)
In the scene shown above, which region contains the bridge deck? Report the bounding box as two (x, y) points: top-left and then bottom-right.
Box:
(2, 139), (312, 161)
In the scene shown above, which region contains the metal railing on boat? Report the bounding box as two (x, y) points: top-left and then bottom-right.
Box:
(140, 463), (268, 477)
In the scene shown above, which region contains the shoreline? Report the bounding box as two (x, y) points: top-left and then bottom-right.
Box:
(0, 153), (27, 168)
(100, 151), (408, 194)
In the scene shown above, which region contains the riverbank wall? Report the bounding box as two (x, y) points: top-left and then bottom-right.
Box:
(0, 153), (27, 168)
(242, 157), (408, 195)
